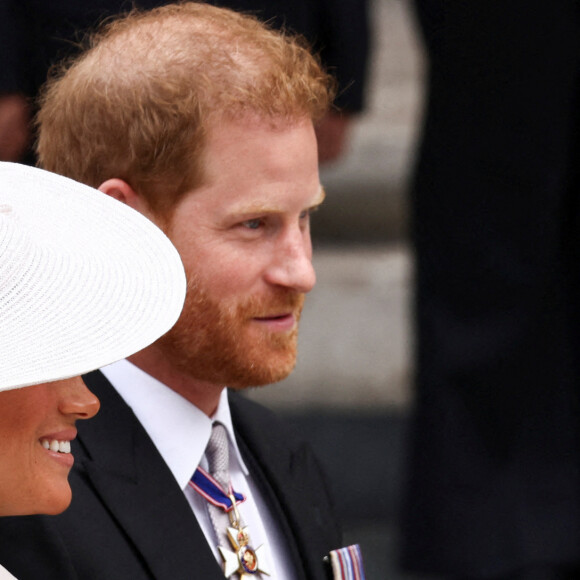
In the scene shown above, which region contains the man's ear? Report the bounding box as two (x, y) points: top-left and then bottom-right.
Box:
(98, 178), (157, 221)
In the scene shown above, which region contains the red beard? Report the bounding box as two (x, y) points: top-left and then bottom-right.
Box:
(156, 276), (305, 388)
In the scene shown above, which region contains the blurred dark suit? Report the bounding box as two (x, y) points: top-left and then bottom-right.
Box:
(401, 1), (580, 578)
(0, 0), (369, 163)
(0, 0), (368, 110)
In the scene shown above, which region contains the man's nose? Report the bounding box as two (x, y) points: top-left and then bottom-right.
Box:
(264, 227), (316, 294)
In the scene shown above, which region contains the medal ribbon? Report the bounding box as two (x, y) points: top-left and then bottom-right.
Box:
(326, 544), (366, 580)
(189, 467), (246, 513)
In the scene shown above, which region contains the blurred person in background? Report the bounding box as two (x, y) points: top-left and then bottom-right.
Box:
(0, 0), (369, 165)
(401, 2), (580, 579)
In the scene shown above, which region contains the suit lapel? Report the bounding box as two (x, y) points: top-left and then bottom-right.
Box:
(235, 431), (307, 579)
(80, 371), (224, 579)
(230, 392), (341, 580)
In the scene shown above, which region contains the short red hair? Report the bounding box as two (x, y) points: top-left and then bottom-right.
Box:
(36, 2), (335, 215)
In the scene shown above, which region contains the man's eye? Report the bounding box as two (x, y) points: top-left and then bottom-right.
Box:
(242, 218), (263, 230)
(302, 204), (321, 219)
(300, 207), (318, 221)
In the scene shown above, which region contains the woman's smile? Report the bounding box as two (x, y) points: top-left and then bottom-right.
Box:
(39, 429), (77, 468)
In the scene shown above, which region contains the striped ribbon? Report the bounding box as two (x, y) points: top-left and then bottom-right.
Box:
(189, 467), (245, 512)
(327, 544), (366, 580)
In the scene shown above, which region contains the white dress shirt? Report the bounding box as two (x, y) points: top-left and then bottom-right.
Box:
(101, 359), (297, 579)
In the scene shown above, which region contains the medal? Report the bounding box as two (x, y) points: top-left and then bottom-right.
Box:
(191, 469), (271, 578)
(219, 496), (271, 578)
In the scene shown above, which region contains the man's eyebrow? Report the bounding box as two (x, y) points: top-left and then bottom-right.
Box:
(229, 186), (326, 215)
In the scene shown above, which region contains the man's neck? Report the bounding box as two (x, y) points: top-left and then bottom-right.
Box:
(127, 347), (224, 416)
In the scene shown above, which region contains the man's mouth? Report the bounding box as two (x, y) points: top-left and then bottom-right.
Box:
(40, 439), (72, 454)
(254, 313), (293, 321)
(252, 312), (297, 332)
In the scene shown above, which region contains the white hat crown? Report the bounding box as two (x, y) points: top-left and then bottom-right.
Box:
(0, 162), (186, 391)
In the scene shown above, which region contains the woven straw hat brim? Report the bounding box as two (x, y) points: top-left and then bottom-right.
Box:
(0, 162), (186, 391)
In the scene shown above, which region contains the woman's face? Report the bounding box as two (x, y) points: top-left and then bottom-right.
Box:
(0, 377), (99, 516)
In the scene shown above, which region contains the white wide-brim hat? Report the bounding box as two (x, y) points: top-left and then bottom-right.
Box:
(0, 162), (186, 391)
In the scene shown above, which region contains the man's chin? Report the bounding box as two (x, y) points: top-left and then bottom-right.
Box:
(225, 355), (297, 389)
(157, 317), (299, 388)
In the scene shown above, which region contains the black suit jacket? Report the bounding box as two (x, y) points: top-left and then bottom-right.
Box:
(0, 371), (342, 579)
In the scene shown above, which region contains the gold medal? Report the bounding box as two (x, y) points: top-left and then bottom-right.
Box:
(218, 495), (271, 578)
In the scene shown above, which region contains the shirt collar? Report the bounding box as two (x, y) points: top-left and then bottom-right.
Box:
(100, 359), (249, 490)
